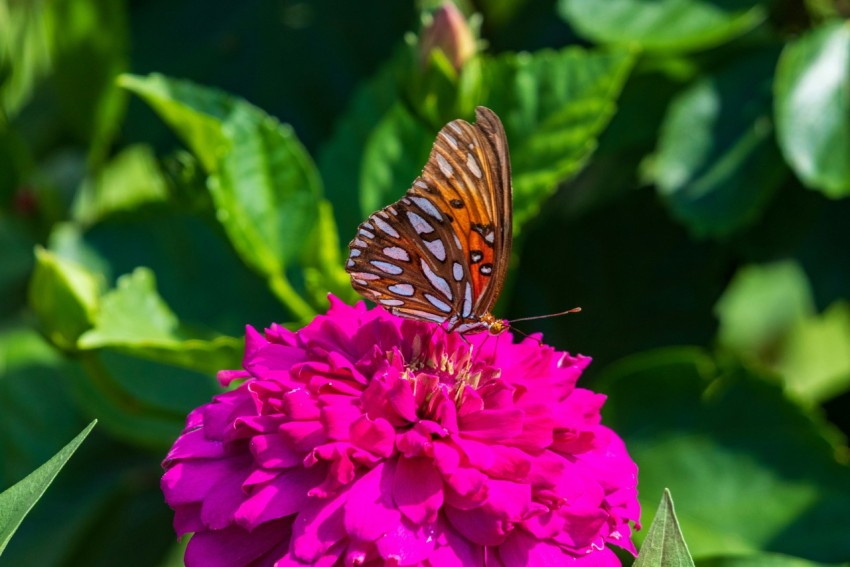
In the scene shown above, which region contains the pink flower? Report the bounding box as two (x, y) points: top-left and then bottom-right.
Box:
(162, 296), (640, 566)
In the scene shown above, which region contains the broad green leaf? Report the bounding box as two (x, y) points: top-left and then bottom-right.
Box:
(599, 348), (850, 562)
(302, 199), (360, 306)
(359, 102), (434, 223)
(77, 268), (242, 375)
(120, 74), (322, 320)
(73, 352), (211, 450)
(778, 301), (850, 405)
(775, 21), (850, 197)
(0, 0), (128, 160)
(72, 144), (169, 225)
(558, 0), (766, 53)
(28, 247), (103, 351)
(0, 420), (95, 556)
(715, 261), (814, 357)
(651, 49), (786, 238)
(483, 48), (635, 227)
(697, 552), (849, 566)
(318, 48), (411, 239)
(634, 489), (695, 567)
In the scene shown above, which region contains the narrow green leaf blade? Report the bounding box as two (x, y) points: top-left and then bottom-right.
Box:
(0, 420), (96, 556)
(635, 489), (696, 567)
(775, 21), (850, 197)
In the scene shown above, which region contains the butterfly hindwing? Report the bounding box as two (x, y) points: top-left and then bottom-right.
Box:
(346, 107), (512, 333)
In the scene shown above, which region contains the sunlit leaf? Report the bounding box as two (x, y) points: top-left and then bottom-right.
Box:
(72, 144), (169, 225)
(558, 0), (766, 52)
(28, 247), (102, 351)
(775, 21), (850, 197)
(714, 261), (814, 357)
(483, 47), (634, 227)
(779, 301), (850, 405)
(119, 73), (324, 320)
(77, 268), (242, 375)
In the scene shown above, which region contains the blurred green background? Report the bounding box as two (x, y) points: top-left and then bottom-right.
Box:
(2, 0), (850, 565)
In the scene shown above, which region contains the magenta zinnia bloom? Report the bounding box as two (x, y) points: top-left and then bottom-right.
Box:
(162, 296), (640, 566)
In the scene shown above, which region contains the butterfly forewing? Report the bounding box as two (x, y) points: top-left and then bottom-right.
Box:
(346, 107), (512, 333)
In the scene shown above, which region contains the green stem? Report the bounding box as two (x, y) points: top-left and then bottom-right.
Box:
(268, 273), (315, 323)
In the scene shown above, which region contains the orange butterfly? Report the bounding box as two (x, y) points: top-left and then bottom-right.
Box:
(346, 107), (512, 334)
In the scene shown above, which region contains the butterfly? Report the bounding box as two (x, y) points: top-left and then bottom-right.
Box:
(346, 106), (512, 334)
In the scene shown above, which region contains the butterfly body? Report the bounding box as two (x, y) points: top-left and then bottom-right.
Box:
(346, 107), (512, 334)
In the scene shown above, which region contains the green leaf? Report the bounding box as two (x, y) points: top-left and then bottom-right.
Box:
(317, 49), (408, 240)
(778, 301), (850, 405)
(78, 268), (242, 375)
(120, 74), (322, 320)
(650, 49), (786, 238)
(714, 261), (815, 357)
(0, 420), (96, 556)
(635, 489), (695, 567)
(558, 0), (766, 53)
(72, 144), (169, 225)
(483, 48), (635, 227)
(72, 351), (213, 450)
(359, 102), (434, 224)
(28, 247), (103, 351)
(599, 348), (850, 562)
(696, 552), (850, 567)
(0, 0), (128, 161)
(775, 21), (850, 197)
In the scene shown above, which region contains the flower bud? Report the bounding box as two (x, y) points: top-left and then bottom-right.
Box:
(419, 2), (476, 72)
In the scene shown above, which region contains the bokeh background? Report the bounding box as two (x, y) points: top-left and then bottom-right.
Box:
(2, 0), (850, 565)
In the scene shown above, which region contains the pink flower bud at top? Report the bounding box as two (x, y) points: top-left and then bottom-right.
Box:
(419, 2), (477, 72)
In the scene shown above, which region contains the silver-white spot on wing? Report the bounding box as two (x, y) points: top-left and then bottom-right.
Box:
(415, 180), (428, 190)
(372, 217), (400, 238)
(346, 259), (355, 267)
(425, 239), (446, 262)
(402, 309), (446, 323)
(441, 132), (459, 149)
(380, 299), (405, 307)
(453, 233), (463, 250)
(383, 246), (411, 262)
(485, 231), (495, 245)
(359, 228), (375, 239)
(436, 154), (454, 177)
(406, 211), (435, 234)
(463, 282), (473, 317)
(424, 293), (453, 313)
(388, 283), (415, 297)
(350, 272), (380, 281)
(466, 153), (483, 179)
(452, 262), (463, 282)
(370, 261), (403, 275)
(449, 122), (463, 135)
(421, 258), (453, 300)
(350, 249), (361, 257)
(411, 196), (442, 221)
(353, 239), (368, 248)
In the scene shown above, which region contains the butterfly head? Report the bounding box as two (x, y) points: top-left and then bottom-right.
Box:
(481, 313), (509, 335)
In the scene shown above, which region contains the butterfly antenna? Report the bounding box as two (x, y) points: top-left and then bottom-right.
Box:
(509, 307), (582, 324)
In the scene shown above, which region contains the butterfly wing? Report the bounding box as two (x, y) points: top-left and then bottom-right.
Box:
(346, 107), (512, 332)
